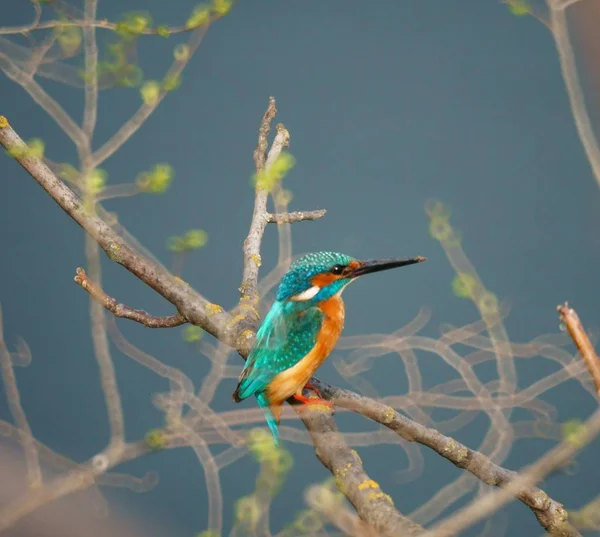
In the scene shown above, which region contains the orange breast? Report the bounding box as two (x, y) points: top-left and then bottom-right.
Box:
(266, 296), (345, 404)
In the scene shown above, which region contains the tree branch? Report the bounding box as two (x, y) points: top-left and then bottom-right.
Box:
(241, 97), (280, 302)
(309, 378), (581, 537)
(421, 407), (600, 537)
(548, 1), (600, 189)
(0, 117), (234, 344)
(81, 0), (98, 139)
(91, 25), (210, 166)
(558, 302), (600, 397)
(266, 209), (327, 224)
(237, 98), (288, 332)
(299, 405), (424, 536)
(0, 308), (42, 489)
(0, 57), (87, 150)
(74, 268), (187, 328)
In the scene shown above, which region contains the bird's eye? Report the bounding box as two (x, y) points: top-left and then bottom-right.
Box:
(331, 264), (344, 275)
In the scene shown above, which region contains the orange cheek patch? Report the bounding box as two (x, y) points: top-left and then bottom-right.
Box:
(347, 260), (361, 271)
(312, 273), (338, 287)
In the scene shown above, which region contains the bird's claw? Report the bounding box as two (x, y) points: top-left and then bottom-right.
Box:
(293, 383), (334, 408)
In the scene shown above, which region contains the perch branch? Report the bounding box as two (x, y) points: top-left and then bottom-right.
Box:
(422, 406), (600, 537)
(266, 209), (327, 224)
(309, 378), (581, 537)
(558, 302), (600, 397)
(299, 405), (424, 536)
(74, 268), (187, 328)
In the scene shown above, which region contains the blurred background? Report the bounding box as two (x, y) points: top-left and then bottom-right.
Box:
(1, 0), (600, 535)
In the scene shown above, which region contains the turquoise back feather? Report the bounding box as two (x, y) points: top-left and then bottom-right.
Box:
(234, 301), (324, 401)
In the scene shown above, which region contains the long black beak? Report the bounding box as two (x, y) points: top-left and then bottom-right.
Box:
(348, 256), (426, 278)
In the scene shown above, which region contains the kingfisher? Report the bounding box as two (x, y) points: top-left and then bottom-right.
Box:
(232, 251), (426, 445)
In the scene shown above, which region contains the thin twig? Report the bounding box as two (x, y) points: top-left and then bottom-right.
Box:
(0, 308), (43, 489)
(91, 24), (210, 166)
(81, 0), (98, 139)
(549, 2), (600, 189)
(241, 97), (278, 306)
(0, 17), (215, 37)
(237, 98), (288, 331)
(0, 58), (86, 149)
(74, 268), (187, 328)
(253, 96), (277, 173)
(550, 0), (584, 11)
(82, 215), (126, 446)
(558, 302), (600, 396)
(0, 440), (142, 531)
(266, 209), (327, 224)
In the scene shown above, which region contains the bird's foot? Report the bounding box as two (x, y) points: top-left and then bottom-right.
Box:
(293, 392), (333, 408)
(304, 382), (324, 398)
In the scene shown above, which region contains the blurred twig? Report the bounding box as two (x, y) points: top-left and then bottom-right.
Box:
(548, 0), (600, 189)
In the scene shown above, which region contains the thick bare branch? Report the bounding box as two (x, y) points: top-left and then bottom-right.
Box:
(305, 483), (379, 537)
(422, 407), (600, 537)
(558, 302), (600, 396)
(299, 405), (424, 537)
(0, 118), (233, 343)
(74, 268), (187, 328)
(267, 209), (327, 224)
(309, 378), (580, 537)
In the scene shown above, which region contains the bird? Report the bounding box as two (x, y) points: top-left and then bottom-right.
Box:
(232, 251), (426, 445)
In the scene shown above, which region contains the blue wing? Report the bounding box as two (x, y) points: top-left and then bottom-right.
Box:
(233, 301), (323, 402)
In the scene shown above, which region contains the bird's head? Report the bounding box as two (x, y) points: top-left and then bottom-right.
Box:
(276, 251), (426, 304)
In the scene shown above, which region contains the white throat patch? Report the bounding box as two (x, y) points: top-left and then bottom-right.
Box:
(290, 285), (320, 302)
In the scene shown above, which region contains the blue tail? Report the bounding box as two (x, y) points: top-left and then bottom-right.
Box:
(256, 393), (280, 446)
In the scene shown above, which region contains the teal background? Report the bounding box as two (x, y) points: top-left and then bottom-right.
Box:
(2, 1), (600, 535)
